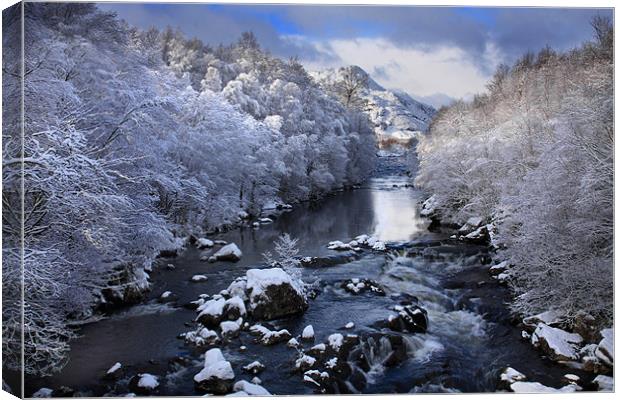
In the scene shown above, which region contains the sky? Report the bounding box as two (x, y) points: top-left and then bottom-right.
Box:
(98, 2), (613, 108)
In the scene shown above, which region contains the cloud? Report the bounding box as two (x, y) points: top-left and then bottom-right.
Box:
(299, 37), (494, 100)
(97, 3), (613, 105)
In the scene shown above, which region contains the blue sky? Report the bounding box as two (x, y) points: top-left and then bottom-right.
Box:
(99, 3), (613, 107)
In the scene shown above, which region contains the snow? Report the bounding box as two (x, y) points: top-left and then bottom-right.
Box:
(328, 333), (344, 351)
(243, 361), (265, 374)
(303, 375), (320, 386)
(232, 380), (272, 396)
(523, 310), (562, 328)
(325, 358), (338, 369)
(249, 324), (292, 345)
(194, 349), (235, 383)
(531, 323), (583, 361)
(294, 354), (317, 370)
(302, 325), (315, 340)
(510, 381), (566, 393)
(489, 261), (508, 275)
(197, 298), (226, 322)
(259, 218), (273, 224)
(345, 322), (355, 329)
(224, 296), (247, 317)
(593, 375), (613, 391)
(246, 268), (303, 307)
(220, 319), (242, 337)
(160, 291), (172, 299)
(563, 374), (580, 382)
(251, 377), (262, 385)
(137, 373), (159, 389)
(595, 327), (613, 366)
(420, 195), (437, 217)
(372, 241), (386, 251)
(106, 362), (122, 375)
(310, 343), (326, 352)
(197, 238), (215, 248)
(500, 367), (526, 384)
(192, 275), (208, 282)
(213, 243), (243, 261)
(287, 338), (300, 348)
(32, 388), (53, 398)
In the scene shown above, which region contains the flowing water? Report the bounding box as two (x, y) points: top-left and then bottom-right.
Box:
(22, 155), (588, 396)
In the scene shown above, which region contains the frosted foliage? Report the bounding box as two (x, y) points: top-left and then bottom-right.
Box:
(2, 4), (376, 376)
(415, 20), (613, 326)
(263, 233), (302, 283)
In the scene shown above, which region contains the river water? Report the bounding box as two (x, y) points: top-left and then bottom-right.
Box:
(23, 155), (588, 396)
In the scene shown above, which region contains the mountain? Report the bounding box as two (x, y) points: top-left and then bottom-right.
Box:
(310, 66), (436, 146)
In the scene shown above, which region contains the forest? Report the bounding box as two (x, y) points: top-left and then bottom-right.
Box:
(2, 3), (376, 376)
(416, 17), (613, 328)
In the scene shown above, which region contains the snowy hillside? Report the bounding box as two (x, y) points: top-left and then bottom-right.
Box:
(311, 66), (436, 145)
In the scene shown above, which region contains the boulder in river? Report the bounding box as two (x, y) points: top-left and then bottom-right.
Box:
(385, 303), (428, 333)
(212, 243), (243, 262)
(341, 278), (385, 296)
(196, 238), (214, 249)
(531, 323), (583, 361)
(104, 362), (123, 380)
(245, 268), (307, 320)
(128, 373), (160, 395)
(249, 324), (292, 345)
(194, 348), (235, 394)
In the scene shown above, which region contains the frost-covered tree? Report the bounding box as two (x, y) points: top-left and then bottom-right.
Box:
(2, 4), (377, 375)
(263, 233), (302, 283)
(415, 17), (613, 327)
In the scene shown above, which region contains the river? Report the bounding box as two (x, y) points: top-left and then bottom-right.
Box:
(24, 154), (588, 396)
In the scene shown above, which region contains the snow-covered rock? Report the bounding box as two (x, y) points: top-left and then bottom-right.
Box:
(105, 362), (123, 379)
(500, 367), (526, 385)
(420, 195), (438, 217)
(287, 338), (300, 348)
(212, 243), (243, 262)
(226, 277), (248, 301)
(197, 297), (227, 327)
(249, 324), (292, 345)
(220, 319), (242, 339)
(184, 327), (220, 347)
(327, 333), (344, 351)
(294, 354), (317, 372)
(595, 327), (613, 367)
(385, 303), (428, 333)
(194, 348), (235, 394)
(243, 361), (266, 375)
(593, 375), (613, 391)
(458, 216), (483, 234)
(531, 323), (583, 361)
(251, 377), (262, 385)
(489, 261), (509, 276)
(232, 380), (272, 396)
(128, 373), (159, 395)
(523, 310), (563, 330)
(245, 268), (307, 320)
(32, 388), (53, 398)
(191, 274), (208, 283)
(509, 381), (579, 393)
(158, 291), (175, 303)
(223, 296), (247, 320)
(301, 325), (315, 341)
(344, 322), (355, 329)
(197, 238), (215, 249)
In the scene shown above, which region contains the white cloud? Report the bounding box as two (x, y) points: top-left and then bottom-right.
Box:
(294, 36), (501, 101)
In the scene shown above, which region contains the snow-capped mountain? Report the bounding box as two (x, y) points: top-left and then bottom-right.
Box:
(310, 66), (436, 144)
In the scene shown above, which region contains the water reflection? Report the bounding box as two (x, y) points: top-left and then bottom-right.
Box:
(370, 177), (428, 242)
